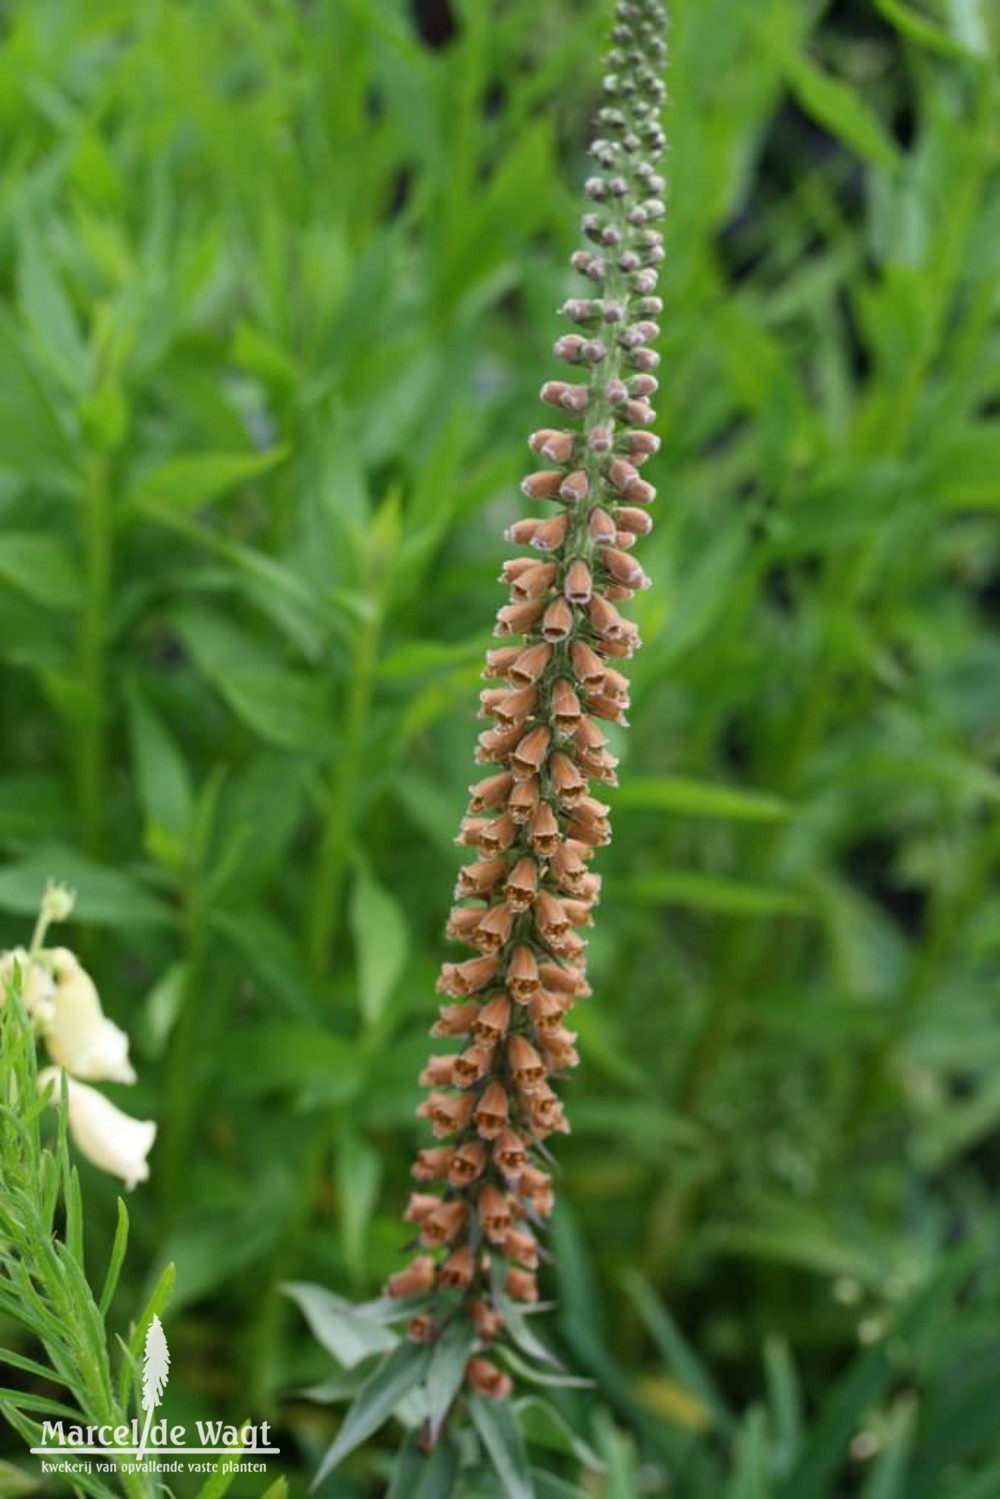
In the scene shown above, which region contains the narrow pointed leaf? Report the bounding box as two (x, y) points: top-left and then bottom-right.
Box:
(425, 1319), (477, 1442)
(313, 1340), (430, 1485)
(468, 1394), (534, 1499)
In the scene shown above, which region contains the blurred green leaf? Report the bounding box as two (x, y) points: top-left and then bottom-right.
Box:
(613, 777), (790, 821)
(283, 1282), (397, 1370)
(768, 39), (899, 171)
(0, 534), (83, 609)
(131, 448), (290, 515)
(350, 868), (410, 1027)
(875, 0), (988, 58)
(222, 1024), (361, 1102)
(126, 682), (193, 857)
(629, 872), (812, 917)
(0, 310), (71, 470)
(0, 848), (170, 929)
(624, 1273), (735, 1437)
(860, 1396), (917, 1499)
(336, 1128), (382, 1284)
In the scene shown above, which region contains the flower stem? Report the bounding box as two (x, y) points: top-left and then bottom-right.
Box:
(77, 452), (113, 856)
(306, 599), (382, 979)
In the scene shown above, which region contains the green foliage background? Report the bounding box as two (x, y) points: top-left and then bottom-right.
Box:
(1, 0), (999, 1493)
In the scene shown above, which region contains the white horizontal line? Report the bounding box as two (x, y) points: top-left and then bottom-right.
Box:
(30, 1448), (281, 1456)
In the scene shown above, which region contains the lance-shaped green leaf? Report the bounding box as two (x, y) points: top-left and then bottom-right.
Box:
(387, 1427), (462, 1498)
(313, 1340), (431, 1486)
(469, 1393), (534, 1499)
(425, 1319), (477, 1443)
(283, 1281), (398, 1368)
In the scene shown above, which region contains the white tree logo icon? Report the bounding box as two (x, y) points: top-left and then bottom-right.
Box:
(137, 1314), (170, 1462)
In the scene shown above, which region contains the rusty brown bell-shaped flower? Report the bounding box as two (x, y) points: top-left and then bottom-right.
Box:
(387, 0), (667, 1408)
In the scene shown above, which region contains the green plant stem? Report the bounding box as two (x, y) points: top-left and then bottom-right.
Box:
(306, 600), (382, 978)
(160, 865), (209, 1224)
(242, 1122), (330, 1414)
(842, 810), (1000, 1140)
(78, 452), (113, 857)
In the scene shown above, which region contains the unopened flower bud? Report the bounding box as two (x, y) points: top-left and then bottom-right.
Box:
(470, 1301), (506, 1342)
(559, 470), (590, 504)
(505, 1269), (539, 1303)
(616, 506), (654, 535)
(553, 334), (590, 364)
(529, 428), (576, 463)
(530, 515), (571, 551)
(504, 1228), (540, 1268)
(630, 347), (660, 372)
(521, 469), (566, 500)
(467, 1357), (513, 1399)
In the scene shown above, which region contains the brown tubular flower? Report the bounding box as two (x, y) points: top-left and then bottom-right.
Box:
(385, 0), (666, 1408)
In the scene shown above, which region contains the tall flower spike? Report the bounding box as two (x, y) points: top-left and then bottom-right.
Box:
(388, 0), (667, 1410)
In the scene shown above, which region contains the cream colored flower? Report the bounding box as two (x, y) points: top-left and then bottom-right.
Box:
(38, 1069), (156, 1190)
(0, 947), (57, 1019)
(42, 949), (136, 1084)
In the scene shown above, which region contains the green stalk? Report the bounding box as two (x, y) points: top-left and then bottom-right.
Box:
(77, 452), (113, 856)
(305, 597), (382, 978)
